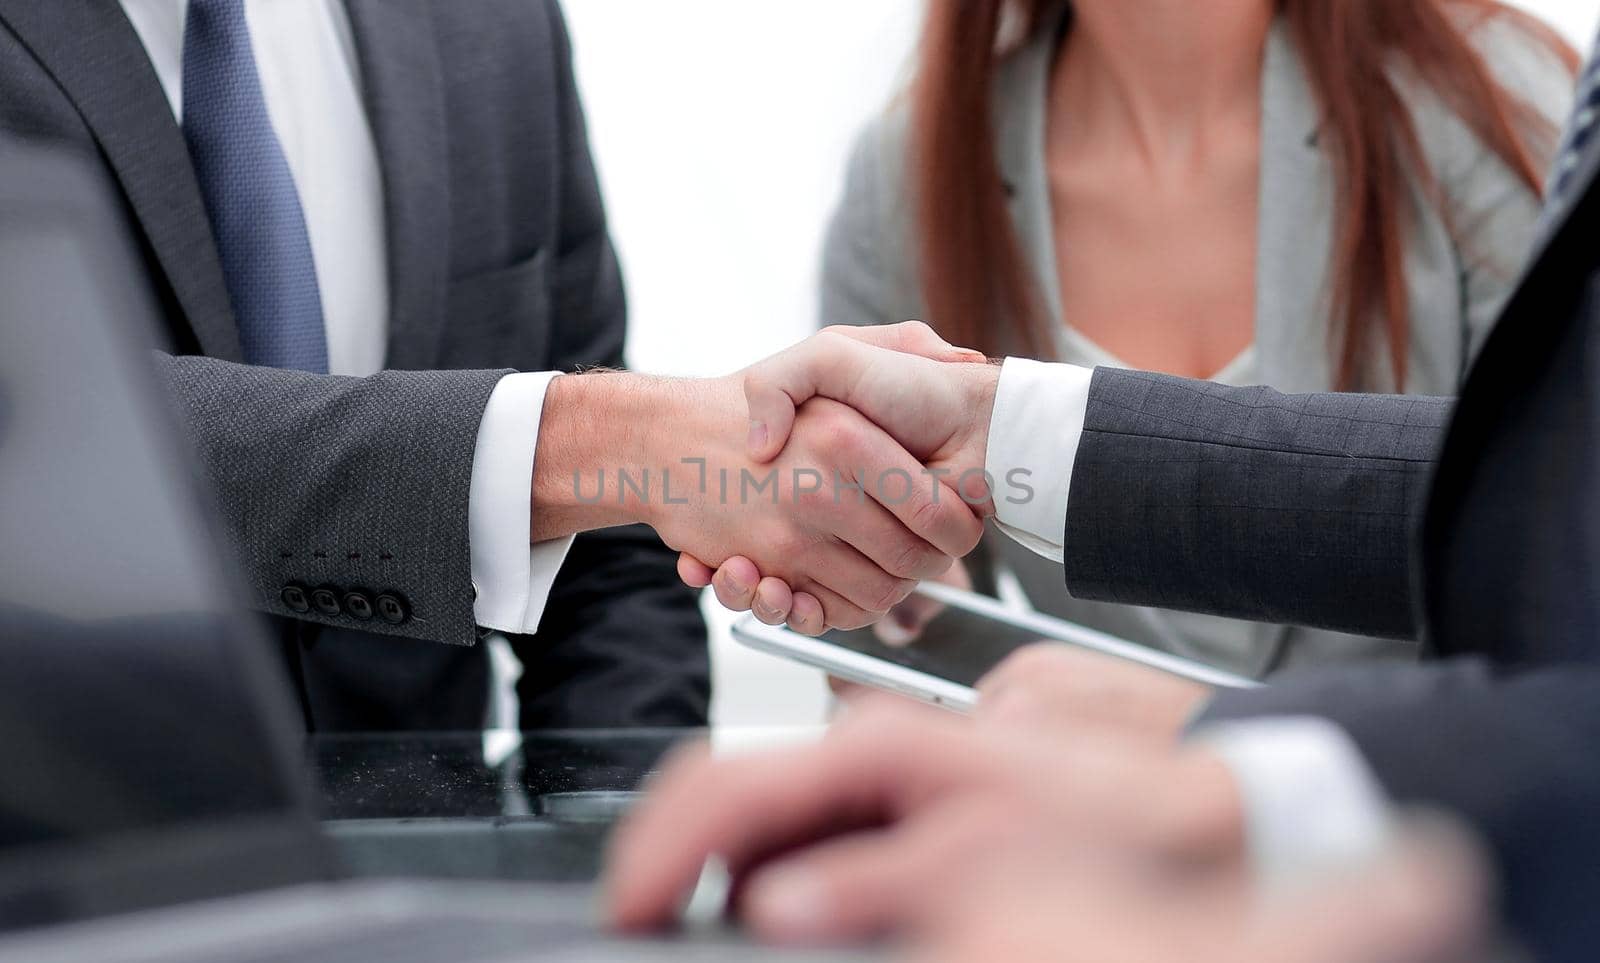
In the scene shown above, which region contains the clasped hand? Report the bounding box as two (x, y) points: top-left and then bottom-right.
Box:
(676, 321), (1002, 634)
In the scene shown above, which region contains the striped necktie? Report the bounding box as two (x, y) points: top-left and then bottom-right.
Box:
(1545, 31), (1600, 212)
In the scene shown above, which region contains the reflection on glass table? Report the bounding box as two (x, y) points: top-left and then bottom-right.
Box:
(309, 728), (821, 884)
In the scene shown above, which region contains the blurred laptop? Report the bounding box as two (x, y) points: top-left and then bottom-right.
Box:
(0, 141), (864, 963)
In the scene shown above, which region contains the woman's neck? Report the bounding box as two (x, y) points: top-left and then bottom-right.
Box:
(1054, 0), (1274, 169)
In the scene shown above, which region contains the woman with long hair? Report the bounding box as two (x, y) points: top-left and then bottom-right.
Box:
(697, 0), (1578, 676)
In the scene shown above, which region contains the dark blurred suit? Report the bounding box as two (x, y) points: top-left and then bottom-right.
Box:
(1048, 53), (1600, 958)
(0, 0), (708, 730)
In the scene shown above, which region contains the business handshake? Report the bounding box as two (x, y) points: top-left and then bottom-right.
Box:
(529, 321), (1005, 633)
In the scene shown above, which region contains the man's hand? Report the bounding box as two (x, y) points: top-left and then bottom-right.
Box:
(604, 698), (1244, 944)
(741, 322), (998, 475)
(976, 644), (1213, 742)
(529, 372), (984, 630)
(914, 819), (1490, 963)
(678, 322), (1003, 630)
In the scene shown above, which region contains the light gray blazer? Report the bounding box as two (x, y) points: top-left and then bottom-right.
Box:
(820, 12), (1574, 675)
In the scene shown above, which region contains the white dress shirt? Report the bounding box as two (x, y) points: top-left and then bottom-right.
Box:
(118, 0), (572, 635)
(985, 357), (1395, 890)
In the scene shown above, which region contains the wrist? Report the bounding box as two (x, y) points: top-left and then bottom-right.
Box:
(932, 360), (1002, 508)
(531, 371), (662, 540)
(530, 373), (743, 541)
(958, 360), (1001, 463)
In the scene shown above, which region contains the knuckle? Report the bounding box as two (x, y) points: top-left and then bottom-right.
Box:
(813, 413), (862, 456)
(890, 540), (935, 580)
(869, 576), (916, 615)
(908, 494), (964, 548)
(830, 604), (872, 631)
(793, 483), (829, 514)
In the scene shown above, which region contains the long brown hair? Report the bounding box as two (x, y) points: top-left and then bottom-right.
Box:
(911, 0), (1577, 389)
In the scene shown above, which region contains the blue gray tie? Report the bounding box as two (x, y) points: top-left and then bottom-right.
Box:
(182, 0), (329, 373)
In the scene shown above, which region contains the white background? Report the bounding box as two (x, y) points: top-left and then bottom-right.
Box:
(560, 0), (1600, 725)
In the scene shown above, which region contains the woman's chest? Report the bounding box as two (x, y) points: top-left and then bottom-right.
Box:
(1049, 170), (1261, 379)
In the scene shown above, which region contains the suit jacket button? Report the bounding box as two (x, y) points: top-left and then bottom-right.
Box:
(343, 590), (374, 621)
(281, 583), (311, 614)
(310, 586), (342, 617)
(376, 593), (409, 625)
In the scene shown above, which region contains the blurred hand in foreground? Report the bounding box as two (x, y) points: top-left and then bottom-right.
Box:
(604, 697), (1243, 945)
(913, 818), (1492, 963)
(975, 642), (1213, 742)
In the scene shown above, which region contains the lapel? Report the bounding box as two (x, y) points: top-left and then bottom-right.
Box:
(1252, 18), (1337, 393)
(995, 5), (1067, 355)
(343, 0), (451, 371)
(0, 0), (242, 359)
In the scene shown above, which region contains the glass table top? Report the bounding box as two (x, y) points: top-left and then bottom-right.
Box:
(307, 728), (822, 882)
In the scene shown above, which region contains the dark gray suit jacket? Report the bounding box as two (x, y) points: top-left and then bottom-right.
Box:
(1054, 85), (1600, 960)
(0, 0), (709, 730)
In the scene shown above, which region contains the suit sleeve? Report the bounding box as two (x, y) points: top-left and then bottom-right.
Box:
(1062, 368), (1452, 639)
(157, 353), (507, 647)
(1201, 662), (1600, 963)
(508, 0), (708, 728)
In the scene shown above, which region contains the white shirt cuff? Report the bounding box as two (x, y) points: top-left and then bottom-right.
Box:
(469, 371), (576, 635)
(984, 357), (1093, 563)
(1197, 717), (1394, 895)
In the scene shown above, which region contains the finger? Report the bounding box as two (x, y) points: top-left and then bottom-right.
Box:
(828, 412), (986, 559)
(752, 577), (793, 625)
(711, 556), (762, 613)
(787, 592), (826, 636)
(743, 332), (869, 464)
(740, 798), (1005, 944)
(819, 320), (987, 363)
(796, 577), (881, 633)
(874, 592), (947, 647)
(605, 716), (936, 931)
(801, 544), (916, 626)
(677, 553), (715, 589)
(827, 491), (953, 582)
(744, 323), (973, 464)
(974, 643), (1087, 701)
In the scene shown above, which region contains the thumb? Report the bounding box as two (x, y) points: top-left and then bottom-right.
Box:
(742, 332), (873, 463)
(822, 320), (987, 364)
(744, 322), (985, 463)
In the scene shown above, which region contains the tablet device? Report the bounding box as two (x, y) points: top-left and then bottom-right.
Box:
(731, 582), (1263, 713)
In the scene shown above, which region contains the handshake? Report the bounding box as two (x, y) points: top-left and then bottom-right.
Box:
(529, 321), (1007, 632)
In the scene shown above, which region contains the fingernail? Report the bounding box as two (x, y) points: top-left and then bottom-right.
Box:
(749, 867), (831, 941)
(748, 420), (768, 451)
